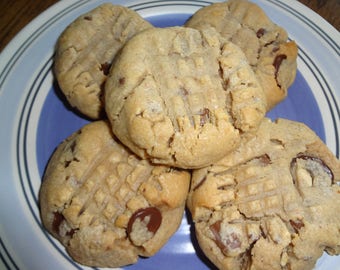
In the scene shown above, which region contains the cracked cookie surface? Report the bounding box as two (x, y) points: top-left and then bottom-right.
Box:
(54, 4), (152, 119)
(187, 118), (340, 270)
(39, 121), (190, 268)
(105, 26), (267, 169)
(185, 0), (298, 110)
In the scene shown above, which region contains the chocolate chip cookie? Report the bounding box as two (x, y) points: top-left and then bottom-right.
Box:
(39, 121), (190, 268)
(185, 0), (298, 110)
(187, 118), (340, 270)
(105, 26), (267, 169)
(54, 4), (153, 119)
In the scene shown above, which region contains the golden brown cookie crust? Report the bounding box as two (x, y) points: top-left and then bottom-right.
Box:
(39, 121), (190, 268)
(54, 4), (153, 119)
(187, 118), (340, 270)
(105, 26), (267, 169)
(185, 0), (298, 110)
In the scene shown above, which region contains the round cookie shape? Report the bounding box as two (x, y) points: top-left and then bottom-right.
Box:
(39, 121), (191, 268)
(105, 26), (267, 169)
(54, 4), (153, 119)
(185, 0), (298, 110)
(187, 118), (340, 270)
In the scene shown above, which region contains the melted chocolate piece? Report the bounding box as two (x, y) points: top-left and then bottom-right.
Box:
(52, 211), (77, 237)
(210, 221), (241, 254)
(52, 212), (64, 234)
(273, 54), (287, 85)
(100, 62), (111, 76)
(127, 207), (162, 236)
(290, 154), (334, 185)
(100, 81), (106, 93)
(210, 221), (223, 248)
(256, 28), (265, 38)
(227, 233), (241, 249)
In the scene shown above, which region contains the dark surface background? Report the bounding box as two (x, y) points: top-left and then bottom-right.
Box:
(0, 0), (339, 53)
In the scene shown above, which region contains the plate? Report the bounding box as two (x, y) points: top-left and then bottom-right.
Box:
(0, 0), (339, 269)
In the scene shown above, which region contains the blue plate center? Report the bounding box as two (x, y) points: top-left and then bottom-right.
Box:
(35, 12), (325, 270)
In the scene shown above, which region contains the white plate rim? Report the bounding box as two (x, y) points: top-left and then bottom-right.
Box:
(0, 1), (339, 269)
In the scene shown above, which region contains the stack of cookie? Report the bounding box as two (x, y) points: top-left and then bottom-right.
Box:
(39, 1), (340, 269)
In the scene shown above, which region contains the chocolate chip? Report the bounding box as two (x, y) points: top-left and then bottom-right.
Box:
(84, 16), (92, 21)
(199, 108), (210, 126)
(227, 233), (241, 249)
(100, 81), (106, 93)
(52, 211), (77, 237)
(290, 154), (334, 186)
(210, 221), (241, 255)
(127, 207), (162, 236)
(100, 62), (111, 76)
(52, 212), (64, 234)
(210, 221), (223, 246)
(119, 77), (126, 85)
(273, 54), (287, 86)
(256, 28), (265, 38)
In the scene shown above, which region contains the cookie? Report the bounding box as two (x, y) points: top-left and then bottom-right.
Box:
(187, 118), (340, 270)
(105, 26), (267, 169)
(185, 0), (298, 110)
(54, 4), (153, 119)
(39, 121), (190, 268)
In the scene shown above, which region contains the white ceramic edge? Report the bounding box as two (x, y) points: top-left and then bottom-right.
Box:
(0, 0), (339, 270)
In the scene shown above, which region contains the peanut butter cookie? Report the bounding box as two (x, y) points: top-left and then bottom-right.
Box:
(54, 4), (152, 119)
(39, 121), (190, 268)
(187, 118), (340, 270)
(185, 0), (298, 110)
(105, 26), (267, 169)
